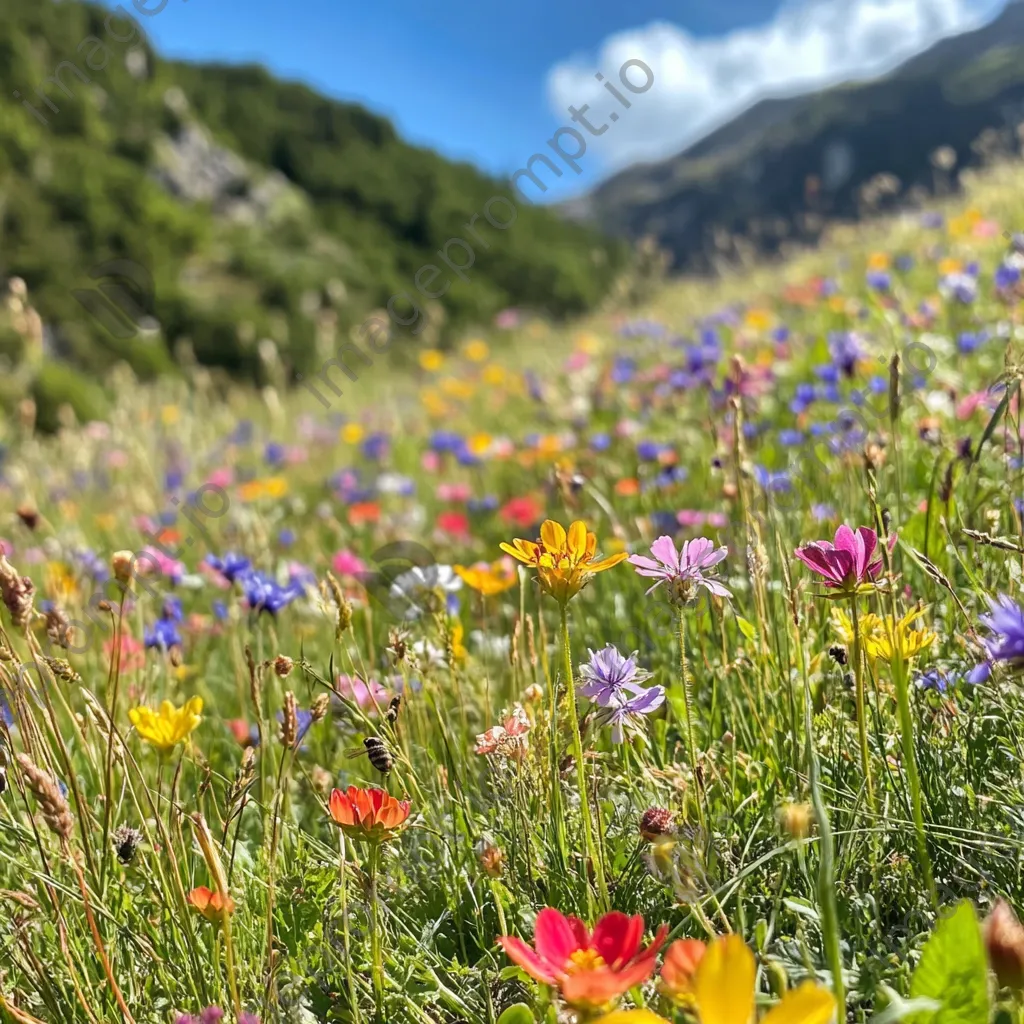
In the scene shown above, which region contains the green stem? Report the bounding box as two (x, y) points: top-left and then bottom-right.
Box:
(560, 605), (608, 915)
(795, 607), (846, 1016)
(678, 608), (706, 830)
(848, 594), (875, 811)
(339, 831), (362, 1023)
(890, 641), (937, 906)
(368, 843), (385, 1022)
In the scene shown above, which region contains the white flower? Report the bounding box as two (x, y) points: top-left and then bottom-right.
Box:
(390, 565), (462, 620)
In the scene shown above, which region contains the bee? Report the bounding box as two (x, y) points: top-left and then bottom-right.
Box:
(345, 736), (393, 776)
(386, 695), (402, 726)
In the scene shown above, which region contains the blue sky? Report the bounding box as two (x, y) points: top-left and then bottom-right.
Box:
(123, 0), (1004, 199)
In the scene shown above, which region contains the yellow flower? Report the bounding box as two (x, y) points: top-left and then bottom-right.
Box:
(482, 364), (507, 387)
(463, 339), (489, 362)
(45, 562), (78, 604)
(830, 608), (884, 651)
(744, 309), (773, 331)
(867, 252), (891, 270)
(419, 349), (444, 372)
(500, 519), (627, 605)
(454, 561), (517, 596)
(862, 609), (936, 664)
(128, 697), (204, 752)
(237, 477), (289, 501)
(161, 405), (180, 426)
(468, 433), (493, 456)
(450, 621), (467, 662)
(691, 935), (835, 1024)
(341, 423), (365, 445)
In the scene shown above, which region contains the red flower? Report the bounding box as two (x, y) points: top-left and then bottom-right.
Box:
(437, 511), (470, 538)
(660, 938), (707, 1000)
(498, 908), (667, 1011)
(187, 885), (235, 922)
(500, 495), (542, 530)
(329, 786), (411, 843)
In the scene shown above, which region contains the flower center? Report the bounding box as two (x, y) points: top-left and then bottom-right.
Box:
(566, 948), (606, 973)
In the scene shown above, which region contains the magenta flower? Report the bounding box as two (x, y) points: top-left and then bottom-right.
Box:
(794, 524), (896, 591)
(628, 536), (731, 604)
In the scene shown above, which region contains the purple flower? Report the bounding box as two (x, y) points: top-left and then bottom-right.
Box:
(205, 552), (252, 583)
(980, 595), (1024, 666)
(241, 571), (304, 616)
(629, 536), (731, 604)
(598, 685), (666, 743)
(794, 525), (895, 591)
(578, 646), (651, 705)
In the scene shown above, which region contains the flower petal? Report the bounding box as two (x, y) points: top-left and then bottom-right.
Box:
(533, 907), (581, 966)
(591, 912), (642, 967)
(761, 983), (836, 1024)
(692, 934), (755, 1024)
(497, 935), (560, 984)
(540, 520), (567, 554)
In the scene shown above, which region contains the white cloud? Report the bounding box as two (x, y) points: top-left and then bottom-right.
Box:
(547, 0), (1003, 171)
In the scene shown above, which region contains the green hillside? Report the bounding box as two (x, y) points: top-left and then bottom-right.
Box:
(0, 0), (628, 423)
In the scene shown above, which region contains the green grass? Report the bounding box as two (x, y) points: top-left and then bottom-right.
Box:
(0, 158), (1023, 1024)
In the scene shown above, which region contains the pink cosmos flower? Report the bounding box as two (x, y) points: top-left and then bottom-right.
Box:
(628, 536), (731, 603)
(332, 550), (367, 577)
(137, 546), (185, 582)
(794, 524), (896, 590)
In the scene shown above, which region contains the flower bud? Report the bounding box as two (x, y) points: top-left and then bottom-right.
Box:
(779, 802), (812, 839)
(985, 900), (1024, 991)
(479, 844), (504, 878)
(112, 551), (134, 585)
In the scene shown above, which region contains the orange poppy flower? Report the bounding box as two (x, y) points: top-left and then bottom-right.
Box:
(660, 938), (707, 1002)
(187, 885), (235, 922)
(500, 519), (627, 605)
(329, 786), (411, 843)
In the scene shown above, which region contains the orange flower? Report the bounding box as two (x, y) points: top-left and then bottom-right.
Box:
(660, 938), (707, 1002)
(500, 519), (627, 605)
(187, 885), (235, 922)
(329, 786), (411, 843)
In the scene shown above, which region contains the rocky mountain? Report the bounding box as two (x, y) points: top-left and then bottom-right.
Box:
(0, 0), (628, 426)
(566, 0), (1024, 269)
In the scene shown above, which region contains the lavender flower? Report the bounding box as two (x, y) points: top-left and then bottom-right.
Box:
(598, 686), (666, 743)
(628, 536), (732, 604)
(577, 645), (664, 743)
(578, 646), (651, 705)
(980, 595), (1024, 668)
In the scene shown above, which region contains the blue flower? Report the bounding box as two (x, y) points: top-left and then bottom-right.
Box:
(206, 552), (252, 583)
(241, 572), (303, 616)
(599, 686), (666, 743)
(589, 433), (611, 452)
(265, 442), (286, 466)
(278, 528), (296, 548)
(144, 618), (182, 651)
(276, 708), (313, 749)
(779, 429), (804, 447)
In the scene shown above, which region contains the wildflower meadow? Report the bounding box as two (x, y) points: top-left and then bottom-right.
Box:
(3, 161), (1024, 1024)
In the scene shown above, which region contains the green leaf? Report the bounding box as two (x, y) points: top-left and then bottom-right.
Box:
(736, 615), (757, 642)
(497, 1004), (534, 1024)
(908, 901), (989, 1024)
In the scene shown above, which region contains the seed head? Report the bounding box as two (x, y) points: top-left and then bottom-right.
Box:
(310, 693), (330, 723)
(640, 806), (676, 842)
(16, 753), (73, 840)
(273, 655), (293, 678)
(0, 555), (36, 631)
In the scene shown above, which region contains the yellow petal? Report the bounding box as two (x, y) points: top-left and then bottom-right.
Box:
(499, 542), (534, 565)
(692, 935), (756, 1024)
(761, 983), (835, 1024)
(567, 520), (588, 560)
(588, 552), (629, 573)
(540, 519), (567, 553)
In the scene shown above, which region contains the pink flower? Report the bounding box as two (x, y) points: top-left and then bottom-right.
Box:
(794, 524), (896, 590)
(138, 546), (185, 582)
(206, 467), (234, 489)
(332, 550), (367, 577)
(628, 536), (732, 603)
(475, 705), (531, 758)
(104, 632), (145, 673)
(437, 483), (472, 502)
(335, 674), (389, 712)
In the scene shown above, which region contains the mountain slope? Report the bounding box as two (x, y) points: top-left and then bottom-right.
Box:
(569, 0), (1024, 269)
(0, 0), (627, 422)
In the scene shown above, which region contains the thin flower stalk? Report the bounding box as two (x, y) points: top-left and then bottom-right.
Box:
(561, 606), (609, 914)
(848, 595), (875, 811)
